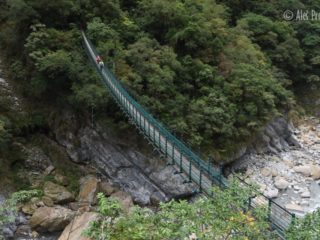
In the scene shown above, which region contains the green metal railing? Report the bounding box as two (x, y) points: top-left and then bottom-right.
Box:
(82, 32), (294, 238)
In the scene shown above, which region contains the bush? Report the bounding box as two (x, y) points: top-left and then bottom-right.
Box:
(85, 181), (276, 239)
(0, 189), (42, 226)
(286, 209), (320, 240)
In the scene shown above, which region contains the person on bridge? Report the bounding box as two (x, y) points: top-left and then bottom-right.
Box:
(96, 55), (101, 64)
(99, 60), (104, 70)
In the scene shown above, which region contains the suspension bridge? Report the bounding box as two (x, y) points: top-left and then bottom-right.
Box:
(82, 31), (295, 238)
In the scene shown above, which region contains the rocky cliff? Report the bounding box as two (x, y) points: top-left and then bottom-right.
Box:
(49, 111), (197, 206)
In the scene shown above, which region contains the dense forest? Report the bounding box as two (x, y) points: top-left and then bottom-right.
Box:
(0, 0), (319, 161)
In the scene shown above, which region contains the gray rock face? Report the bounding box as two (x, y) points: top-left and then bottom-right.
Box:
(231, 116), (301, 162)
(50, 111), (196, 206)
(251, 116), (301, 155)
(23, 146), (52, 171)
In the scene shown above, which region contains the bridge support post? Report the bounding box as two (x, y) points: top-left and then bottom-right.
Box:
(291, 213), (296, 225)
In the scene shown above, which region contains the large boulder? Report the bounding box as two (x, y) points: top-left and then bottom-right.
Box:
(43, 181), (74, 204)
(21, 197), (45, 215)
(29, 206), (75, 232)
(58, 212), (98, 240)
(110, 191), (133, 212)
(44, 165), (55, 176)
(301, 190), (311, 198)
(99, 180), (116, 197)
(78, 175), (100, 205)
(42, 196), (54, 207)
(14, 225), (33, 239)
(264, 189), (279, 199)
(149, 166), (196, 200)
(311, 165), (320, 180)
(271, 169), (278, 177)
(293, 165), (312, 176)
(21, 197), (54, 215)
(261, 168), (271, 177)
(274, 178), (289, 190)
(285, 204), (304, 213)
(69, 202), (92, 212)
(54, 173), (69, 186)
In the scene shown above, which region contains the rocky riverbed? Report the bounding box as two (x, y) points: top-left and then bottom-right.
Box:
(234, 117), (320, 216)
